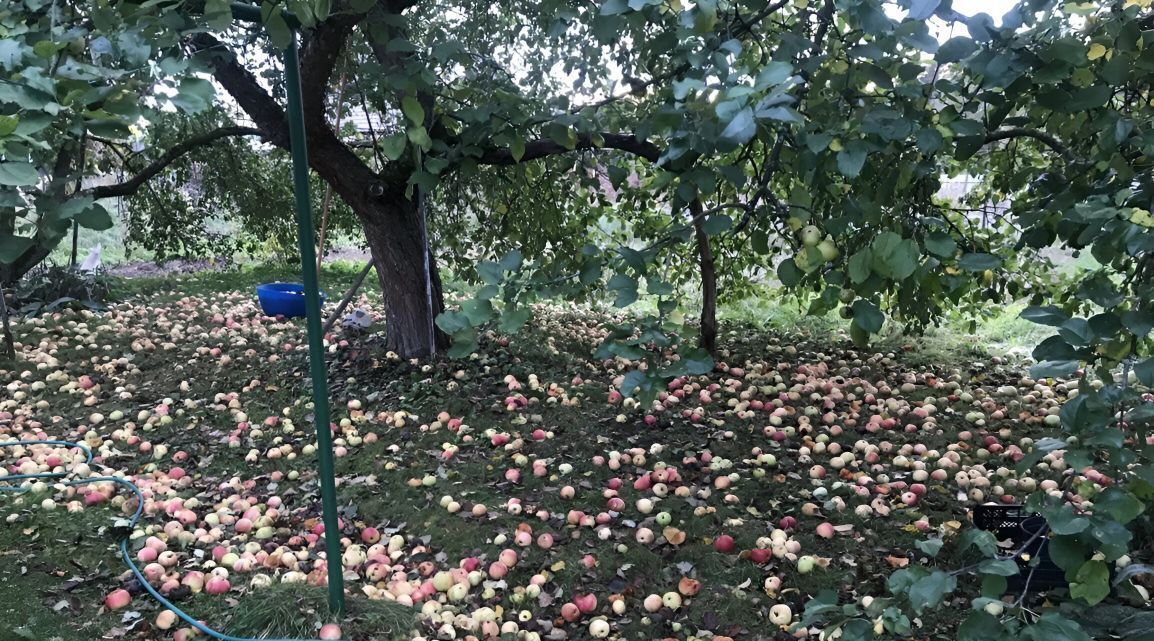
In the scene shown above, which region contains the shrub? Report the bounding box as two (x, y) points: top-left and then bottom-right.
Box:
(14, 264), (116, 315)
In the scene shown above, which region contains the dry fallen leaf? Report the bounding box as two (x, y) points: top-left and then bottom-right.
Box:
(886, 555), (910, 568)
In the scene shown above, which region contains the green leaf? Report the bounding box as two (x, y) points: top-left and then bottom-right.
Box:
(907, 570), (956, 615)
(446, 333), (478, 359)
(606, 273), (638, 307)
(959, 611), (1005, 641)
(839, 619), (873, 641)
(924, 231), (957, 257)
(579, 261), (602, 285)
(313, 0), (332, 20)
(510, 136), (526, 162)
(1058, 317), (1093, 346)
(85, 119), (131, 139)
(1032, 336), (1077, 362)
(32, 40), (59, 59)
(980, 573), (1007, 598)
(0, 41), (25, 71)
(752, 230), (769, 254)
(0, 161), (39, 186)
(837, 141), (869, 178)
(476, 261), (504, 285)
(1069, 560), (1110, 606)
(74, 203), (114, 231)
(848, 249), (873, 284)
(205, 0), (234, 29)
(871, 232), (920, 279)
(777, 258), (803, 287)
(937, 36), (977, 62)
(1023, 613), (1091, 641)
(264, 10), (292, 49)
(1047, 535), (1088, 573)
(407, 126), (432, 151)
(613, 288), (638, 308)
(0, 115), (16, 137)
(852, 300), (884, 333)
(1101, 56), (1129, 86)
(702, 215), (732, 235)
(916, 127), (944, 154)
(960, 529), (998, 557)
(497, 249), (523, 272)
(171, 78), (216, 113)
(977, 558), (1020, 577)
(915, 538), (944, 557)
(679, 346), (713, 375)
(755, 61), (794, 88)
(401, 95), (425, 125)
(0, 235), (35, 263)
(1135, 357), (1154, 386)
(1089, 519), (1131, 559)
(459, 298), (493, 326)
(544, 123), (576, 150)
(619, 370), (647, 396)
(498, 307), (531, 333)
(1095, 488), (1144, 524)
(0, 83), (54, 111)
(1121, 310), (1154, 337)
(908, 0), (941, 21)
(14, 113), (51, 137)
(1044, 505), (1090, 535)
(435, 310), (471, 334)
(1020, 305), (1069, 327)
(380, 133), (407, 160)
(719, 107), (756, 146)
(1065, 85), (1111, 111)
(886, 568), (922, 595)
(958, 253), (1001, 271)
(599, 0), (629, 15)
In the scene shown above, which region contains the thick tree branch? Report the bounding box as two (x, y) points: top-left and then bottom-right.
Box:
(474, 132), (661, 165)
(193, 31), (384, 202)
(299, 5), (360, 126)
(87, 126), (264, 199)
(190, 33), (291, 149)
(985, 127), (1075, 163)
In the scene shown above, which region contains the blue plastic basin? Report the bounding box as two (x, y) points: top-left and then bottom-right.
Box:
(256, 283), (326, 318)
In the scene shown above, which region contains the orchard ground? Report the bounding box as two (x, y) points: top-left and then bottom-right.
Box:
(0, 263), (1146, 641)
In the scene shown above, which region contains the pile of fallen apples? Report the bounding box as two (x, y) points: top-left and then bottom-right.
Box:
(1, 293), (1148, 641)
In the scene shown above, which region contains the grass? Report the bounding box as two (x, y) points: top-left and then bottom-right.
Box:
(117, 259), (374, 303)
(0, 507), (120, 641)
(0, 263), (1124, 641)
(227, 584), (413, 640)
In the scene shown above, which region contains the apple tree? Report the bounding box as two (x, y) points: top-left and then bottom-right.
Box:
(0, 0), (272, 286)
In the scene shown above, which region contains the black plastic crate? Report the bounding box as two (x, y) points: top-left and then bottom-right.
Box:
(972, 504), (1067, 591)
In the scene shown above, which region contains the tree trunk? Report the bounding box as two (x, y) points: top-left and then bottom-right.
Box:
(0, 285), (15, 360)
(274, 97), (450, 359)
(690, 199), (718, 355)
(355, 190), (448, 358)
(192, 29), (449, 358)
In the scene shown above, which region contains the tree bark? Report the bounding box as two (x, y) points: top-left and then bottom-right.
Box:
(355, 189), (448, 358)
(690, 199), (718, 355)
(0, 285), (15, 360)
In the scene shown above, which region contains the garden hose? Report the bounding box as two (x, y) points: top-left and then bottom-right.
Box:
(0, 439), (335, 641)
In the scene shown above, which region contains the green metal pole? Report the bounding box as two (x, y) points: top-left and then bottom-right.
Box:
(283, 33), (346, 616)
